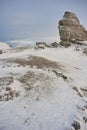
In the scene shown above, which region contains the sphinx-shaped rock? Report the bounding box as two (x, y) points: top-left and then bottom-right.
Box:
(58, 12), (87, 46)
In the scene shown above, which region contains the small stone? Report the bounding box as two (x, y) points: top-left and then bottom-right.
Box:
(83, 117), (87, 123)
(72, 121), (80, 130)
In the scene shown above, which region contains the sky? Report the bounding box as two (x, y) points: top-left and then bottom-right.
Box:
(0, 0), (87, 43)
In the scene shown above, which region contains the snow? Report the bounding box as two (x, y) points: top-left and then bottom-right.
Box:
(77, 40), (87, 44)
(0, 44), (87, 130)
(0, 42), (11, 50)
(7, 40), (36, 48)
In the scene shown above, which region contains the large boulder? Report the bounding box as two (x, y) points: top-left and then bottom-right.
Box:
(58, 12), (87, 46)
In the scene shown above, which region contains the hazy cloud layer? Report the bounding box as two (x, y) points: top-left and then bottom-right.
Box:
(0, 0), (87, 42)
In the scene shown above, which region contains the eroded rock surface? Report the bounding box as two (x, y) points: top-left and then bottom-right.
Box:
(58, 11), (87, 46)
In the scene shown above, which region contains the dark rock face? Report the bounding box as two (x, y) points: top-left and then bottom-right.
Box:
(50, 42), (59, 48)
(0, 50), (3, 54)
(58, 11), (87, 46)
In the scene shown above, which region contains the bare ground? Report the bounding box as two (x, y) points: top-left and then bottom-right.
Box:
(8, 56), (63, 70)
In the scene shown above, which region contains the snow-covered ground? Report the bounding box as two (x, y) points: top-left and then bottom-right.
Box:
(0, 43), (87, 130)
(0, 42), (11, 50)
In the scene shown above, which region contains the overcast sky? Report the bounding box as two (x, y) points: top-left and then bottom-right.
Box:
(0, 0), (87, 42)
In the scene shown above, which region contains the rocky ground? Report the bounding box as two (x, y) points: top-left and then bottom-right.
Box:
(0, 42), (87, 130)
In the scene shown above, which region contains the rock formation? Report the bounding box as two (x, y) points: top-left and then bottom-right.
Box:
(34, 42), (49, 49)
(58, 11), (87, 46)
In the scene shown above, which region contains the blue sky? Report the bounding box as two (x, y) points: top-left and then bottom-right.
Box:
(0, 0), (87, 42)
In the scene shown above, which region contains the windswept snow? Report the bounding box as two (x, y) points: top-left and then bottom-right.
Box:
(0, 44), (87, 130)
(0, 42), (11, 50)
